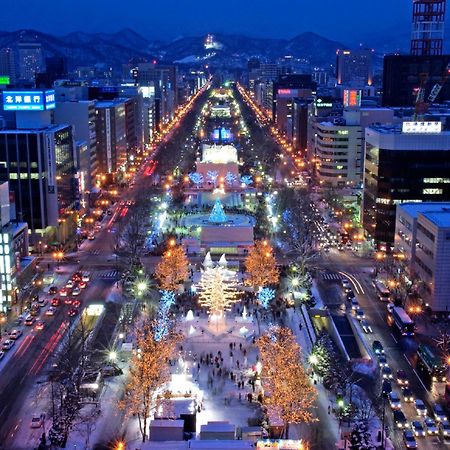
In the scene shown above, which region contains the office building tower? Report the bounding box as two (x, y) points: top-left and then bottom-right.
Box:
(336, 48), (373, 87)
(395, 202), (450, 312)
(382, 54), (450, 107)
(18, 41), (43, 82)
(363, 122), (450, 250)
(411, 0), (446, 56)
(0, 48), (16, 85)
(54, 100), (98, 191)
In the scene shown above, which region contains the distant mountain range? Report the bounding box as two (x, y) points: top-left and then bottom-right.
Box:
(0, 27), (442, 73)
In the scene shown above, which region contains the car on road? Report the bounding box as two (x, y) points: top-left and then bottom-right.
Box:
(372, 340), (384, 355)
(360, 320), (372, 333)
(433, 404), (447, 422)
(59, 288), (68, 297)
(51, 298), (60, 307)
(48, 286), (58, 295)
(37, 298), (48, 307)
(411, 420), (425, 437)
(2, 339), (14, 350)
(72, 300), (81, 308)
(382, 366), (393, 379)
(355, 308), (365, 320)
(87, 233), (95, 240)
(67, 308), (78, 317)
(9, 329), (22, 340)
(30, 413), (45, 428)
(45, 307), (56, 316)
(72, 287), (81, 296)
(351, 299), (359, 310)
(389, 391), (402, 410)
(72, 272), (82, 282)
(393, 410), (409, 429)
(341, 279), (351, 291)
(0, 351), (5, 360)
(424, 417), (438, 435)
(382, 380), (392, 396)
(397, 370), (409, 386)
(82, 273), (90, 282)
(24, 316), (34, 326)
(79, 281), (87, 289)
(378, 355), (388, 368)
(403, 430), (417, 449)
(387, 303), (394, 313)
(439, 419), (450, 437)
(64, 298), (73, 305)
(347, 291), (356, 301)
(401, 386), (414, 403)
(415, 399), (428, 417)
(34, 321), (44, 331)
(66, 280), (75, 289)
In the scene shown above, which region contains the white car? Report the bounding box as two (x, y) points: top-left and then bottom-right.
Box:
(439, 419), (450, 437)
(2, 339), (14, 350)
(389, 391), (402, 410)
(424, 417), (438, 435)
(45, 307), (56, 316)
(415, 399), (428, 417)
(30, 413), (45, 429)
(82, 273), (90, 282)
(9, 329), (23, 340)
(355, 308), (365, 320)
(72, 287), (81, 296)
(66, 280), (75, 289)
(360, 320), (372, 333)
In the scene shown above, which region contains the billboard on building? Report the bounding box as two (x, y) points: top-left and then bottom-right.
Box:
(343, 89), (361, 108)
(2, 90), (56, 111)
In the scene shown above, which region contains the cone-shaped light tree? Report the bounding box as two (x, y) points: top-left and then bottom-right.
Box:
(198, 266), (237, 317)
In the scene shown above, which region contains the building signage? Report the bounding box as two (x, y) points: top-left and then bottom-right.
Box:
(315, 97), (333, 108)
(105, 109), (112, 173)
(402, 121), (442, 134)
(343, 89), (361, 108)
(0, 76), (10, 85)
(45, 133), (56, 193)
(277, 89), (299, 98)
(2, 89), (56, 111)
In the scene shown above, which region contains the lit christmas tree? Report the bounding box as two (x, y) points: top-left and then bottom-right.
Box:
(209, 199), (228, 224)
(198, 266), (237, 318)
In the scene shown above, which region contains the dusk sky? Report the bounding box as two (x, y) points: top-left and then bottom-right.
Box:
(0, 0), (412, 43)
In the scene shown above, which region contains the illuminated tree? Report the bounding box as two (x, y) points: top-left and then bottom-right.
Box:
(257, 326), (317, 437)
(207, 170), (219, 187)
(119, 321), (179, 442)
(155, 244), (189, 292)
(245, 240), (279, 290)
(198, 266), (238, 317)
(258, 287), (276, 309)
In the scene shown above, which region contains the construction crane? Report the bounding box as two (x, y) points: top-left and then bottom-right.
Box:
(414, 61), (450, 119)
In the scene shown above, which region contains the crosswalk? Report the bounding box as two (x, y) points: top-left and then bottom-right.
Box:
(93, 270), (121, 279)
(88, 249), (100, 255)
(321, 272), (344, 281)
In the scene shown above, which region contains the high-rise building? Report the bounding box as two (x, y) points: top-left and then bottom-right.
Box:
(54, 100), (98, 191)
(363, 122), (450, 250)
(18, 41), (43, 82)
(395, 202), (450, 312)
(35, 56), (68, 88)
(336, 48), (373, 87)
(0, 48), (16, 85)
(382, 54), (450, 107)
(411, 0), (446, 56)
(0, 125), (77, 243)
(95, 99), (127, 176)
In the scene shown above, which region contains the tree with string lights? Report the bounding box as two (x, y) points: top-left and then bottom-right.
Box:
(245, 240), (279, 290)
(119, 321), (179, 443)
(257, 326), (317, 438)
(198, 266), (238, 317)
(155, 243), (189, 292)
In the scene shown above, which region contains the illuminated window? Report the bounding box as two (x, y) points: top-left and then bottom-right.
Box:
(423, 178), (450, 184)
(337, 130), (349, 135)
(423, 188), (443, 195)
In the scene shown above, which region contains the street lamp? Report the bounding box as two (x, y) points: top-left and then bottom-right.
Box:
(109, 351), (117, 362)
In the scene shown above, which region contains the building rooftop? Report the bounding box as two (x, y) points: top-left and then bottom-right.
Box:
(422, 210), (450, 229)
(399, 202), (450, 228)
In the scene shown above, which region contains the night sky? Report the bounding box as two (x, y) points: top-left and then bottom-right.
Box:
(0, 0), (412, 43)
